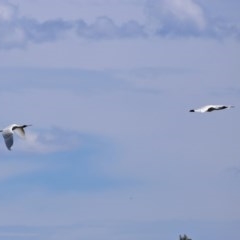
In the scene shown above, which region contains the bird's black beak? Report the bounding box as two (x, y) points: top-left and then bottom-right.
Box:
(23, 124), (32, 128)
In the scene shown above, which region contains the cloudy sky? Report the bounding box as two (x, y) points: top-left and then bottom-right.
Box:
(0, 0), (240, 239)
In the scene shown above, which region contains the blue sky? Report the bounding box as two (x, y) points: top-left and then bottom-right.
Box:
(0, 0), (240, 239)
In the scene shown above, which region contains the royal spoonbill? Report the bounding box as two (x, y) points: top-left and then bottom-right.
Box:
(189, 105), (234, 113)
(0, 124), (32, 150)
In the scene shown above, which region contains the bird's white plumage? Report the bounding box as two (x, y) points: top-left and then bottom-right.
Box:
(0, 124), (31, 150)
(189, 105), (234, 113)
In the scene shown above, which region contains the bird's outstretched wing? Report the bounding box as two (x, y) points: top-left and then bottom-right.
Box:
(13, 127), (25, 138)
(2, 132), (14, 150)
(206, 107), (216, 112)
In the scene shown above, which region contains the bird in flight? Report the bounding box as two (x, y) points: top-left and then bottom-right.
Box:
(189, 105), (234, 113)
(0, 124), (32, 150)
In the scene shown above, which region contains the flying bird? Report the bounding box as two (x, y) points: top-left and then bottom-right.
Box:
(189, 105), (234, 113)
(0, 124), (32, 150)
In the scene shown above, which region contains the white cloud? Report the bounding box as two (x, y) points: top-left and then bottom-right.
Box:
(0, 0), (27, 48)
(0, 0), (17, 21)
(15, 128), (83, 154)
(163, 0), (206, 30)
(0, 0), (239, 49)
(75, 16), (146, 39)
(145, 0), (207, 36)
(0, 0), (145, 49)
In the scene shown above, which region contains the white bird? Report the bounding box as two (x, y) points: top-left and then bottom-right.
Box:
(0, 124), (32, 150)
(189, 105), (234, 113)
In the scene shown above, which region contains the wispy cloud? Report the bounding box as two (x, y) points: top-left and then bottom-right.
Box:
(0, 0), (240, 49)
(144, 0), (240, 39)
(145, 0), (207, 36)
(75, 17), (146, 39)
(15, 128), (83, 154)
(0, 0), (146, 49)
(0, 0), (74, 48)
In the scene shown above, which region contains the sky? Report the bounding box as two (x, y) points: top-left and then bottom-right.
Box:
(0, 0), (240, 239)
